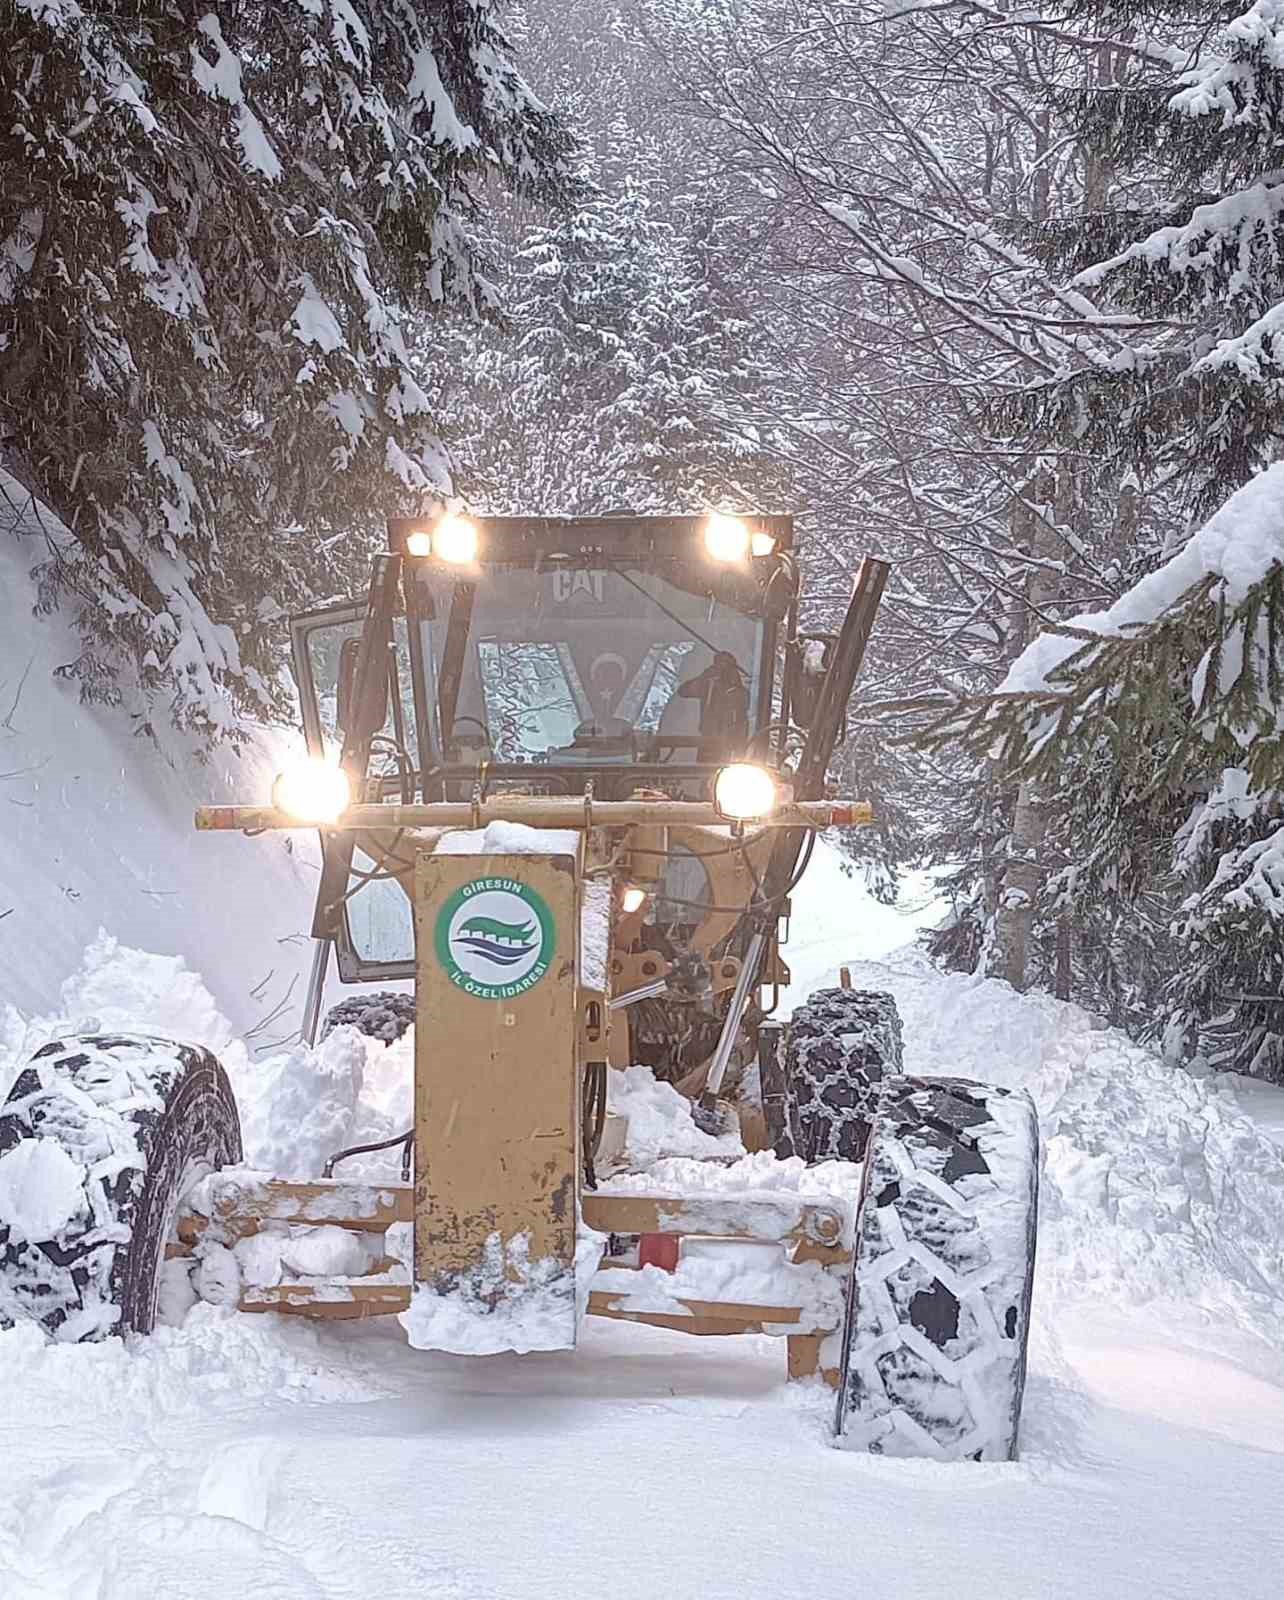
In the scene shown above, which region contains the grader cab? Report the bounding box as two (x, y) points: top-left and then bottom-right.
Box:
(0, 512), (1040, 1462)
(280, 509), (877, 1090)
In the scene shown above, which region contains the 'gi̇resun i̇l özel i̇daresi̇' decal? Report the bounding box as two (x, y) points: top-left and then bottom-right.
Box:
(433, 877), (556, 1000)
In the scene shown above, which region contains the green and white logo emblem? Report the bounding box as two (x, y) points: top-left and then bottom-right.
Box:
(434, 877), (556, 1000)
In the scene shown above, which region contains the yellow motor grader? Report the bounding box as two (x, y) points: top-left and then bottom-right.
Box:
(0, 511), (1039, 1461)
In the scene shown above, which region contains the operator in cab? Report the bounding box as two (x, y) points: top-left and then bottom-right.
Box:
(673, 649), (749, 761)
(570, 646), (749, 762)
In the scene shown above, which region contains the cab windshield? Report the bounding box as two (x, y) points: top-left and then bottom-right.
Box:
(408, 562), (771, 769)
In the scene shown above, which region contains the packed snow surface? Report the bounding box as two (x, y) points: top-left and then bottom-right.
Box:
(4, 845), (1284, 1595)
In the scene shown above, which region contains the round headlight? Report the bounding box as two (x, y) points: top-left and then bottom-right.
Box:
(271, 758), (351, 824)
(750, 531), (777, 557)
(434, 514), (479, 564)
(620, 885), (648, 915)
(405, 527), (433, 558)
(714, 763), (778, 822)
(703, 513), (750, 562)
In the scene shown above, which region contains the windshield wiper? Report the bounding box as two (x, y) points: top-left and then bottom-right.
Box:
(607, 561), (747, 674)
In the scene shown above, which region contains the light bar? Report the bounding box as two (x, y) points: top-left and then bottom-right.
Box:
(197, 798), (873, 832)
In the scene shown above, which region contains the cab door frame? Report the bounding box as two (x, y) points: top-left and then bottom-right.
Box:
(288, 594), (418, 985)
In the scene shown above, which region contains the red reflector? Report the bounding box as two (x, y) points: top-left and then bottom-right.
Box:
(638, 1233), (680, 1272)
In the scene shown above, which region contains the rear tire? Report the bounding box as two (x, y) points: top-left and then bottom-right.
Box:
(784, 988), (903, 1161)
(0, 1034), (242, 1341)
(835, 1075), (1039, 1460)
(322, 990), (416, 1045)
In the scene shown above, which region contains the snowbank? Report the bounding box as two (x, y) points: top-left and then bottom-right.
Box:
(842, 950), (1284, 1341)
(0, 506), (322, 1039)
(0, 936), (413, 1185)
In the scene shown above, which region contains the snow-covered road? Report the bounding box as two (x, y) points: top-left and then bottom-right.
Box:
(4, 846), (1284, 1598)
(6, 1293), (1283, 1600)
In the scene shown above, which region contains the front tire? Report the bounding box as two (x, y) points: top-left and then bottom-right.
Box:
(322, 990), (416, 1045)
(0, 1034), (241, 1341)
(835, 1075), (1039, 1460)
(785, 987), (903, 1161)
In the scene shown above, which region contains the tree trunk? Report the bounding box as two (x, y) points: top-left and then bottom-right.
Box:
(1056, 916), (1072, 1001)
(986, 463), (1067, 990)
(989, 786), (1053, 990)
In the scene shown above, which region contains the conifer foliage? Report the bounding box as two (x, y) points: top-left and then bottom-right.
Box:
(1030, 0), (1284, 515)
(435, 157), (785, 515)
(0, 0), (576, 737)
(934, 452), (1284, 1077)
(980, 0), (1284, 1073)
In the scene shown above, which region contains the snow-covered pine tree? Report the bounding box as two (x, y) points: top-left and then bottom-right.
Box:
(931, 462), (1284, 1078)
(1027, 0), (1284, 516)
(948, 0), (1284, 1070)
(0, 1), (576, 739)
(434, 139), (786, 514)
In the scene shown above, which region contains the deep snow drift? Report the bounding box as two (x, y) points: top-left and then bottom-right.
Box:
(4, 846), (1284, 1596)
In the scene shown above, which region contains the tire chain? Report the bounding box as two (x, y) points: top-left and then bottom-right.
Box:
(784, 988), (904, 1162)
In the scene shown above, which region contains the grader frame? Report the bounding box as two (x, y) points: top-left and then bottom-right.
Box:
(189, 804), (863, 1383)
(189, 513), (890, 1382)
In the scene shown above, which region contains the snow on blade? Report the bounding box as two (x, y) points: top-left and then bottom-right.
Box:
(592, 1243), (844, 1333)
(399, 1226), (604, 1356)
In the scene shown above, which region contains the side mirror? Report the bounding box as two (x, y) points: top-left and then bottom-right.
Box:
(786, 635), (835, 729)
(335, 635), (389, 739)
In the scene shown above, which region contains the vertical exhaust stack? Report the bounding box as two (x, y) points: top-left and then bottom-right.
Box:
(793, 556), (891, 801)
(764, 555), (891, 904)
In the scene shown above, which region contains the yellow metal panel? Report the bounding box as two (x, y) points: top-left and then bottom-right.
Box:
(413, 849), (580, 1341)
